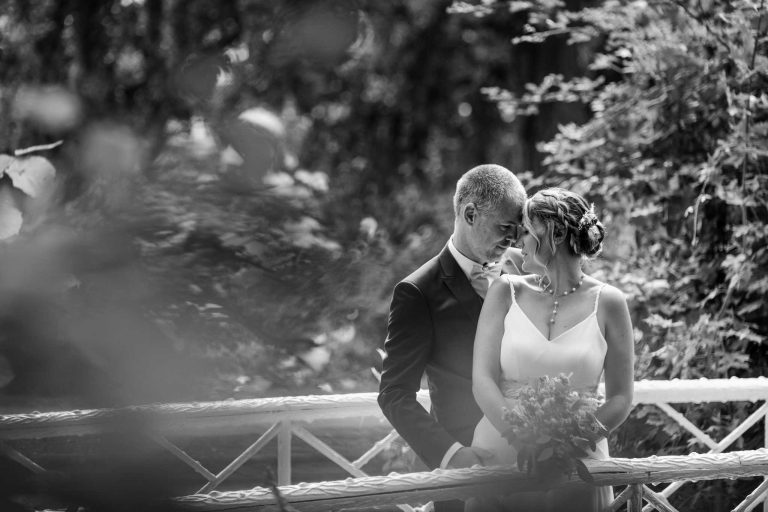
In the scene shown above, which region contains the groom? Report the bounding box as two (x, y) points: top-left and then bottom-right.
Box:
(378, 164), (526, 511)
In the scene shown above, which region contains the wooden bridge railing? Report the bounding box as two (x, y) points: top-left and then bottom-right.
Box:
(2, 377), (768, 511)
(172, 449), (768, 512)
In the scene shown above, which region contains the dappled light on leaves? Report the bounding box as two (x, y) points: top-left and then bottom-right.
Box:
(298, 345), (331, 372)
(282, 216), (342, 253)
(294, 169), (328, 192)
(460, 5), (768, 506)
(130, 128), (368, 397)
(262, 171), (313, 199)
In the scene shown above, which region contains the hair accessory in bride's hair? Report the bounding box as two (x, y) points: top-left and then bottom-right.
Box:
(578, 204), (598, 231)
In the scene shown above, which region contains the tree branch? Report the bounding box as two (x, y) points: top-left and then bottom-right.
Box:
(669, 0), (732, 53)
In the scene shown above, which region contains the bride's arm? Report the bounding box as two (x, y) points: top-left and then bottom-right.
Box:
(596, 285), (635, 432)
(472, 277), (514, 435)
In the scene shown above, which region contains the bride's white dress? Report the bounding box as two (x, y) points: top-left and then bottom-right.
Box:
(470, 274), (613, 511)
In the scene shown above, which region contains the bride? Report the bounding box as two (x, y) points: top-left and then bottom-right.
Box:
(469, 188), (635, 512)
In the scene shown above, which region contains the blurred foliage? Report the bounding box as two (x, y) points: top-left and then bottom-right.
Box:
(458, 0), (767, 507)
(0, 0), (588, 404)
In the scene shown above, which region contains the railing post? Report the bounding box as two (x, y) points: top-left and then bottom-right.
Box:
(628, 484), (644, 512)
(278, 420), (292, 485)
(764, 405), (768, 512)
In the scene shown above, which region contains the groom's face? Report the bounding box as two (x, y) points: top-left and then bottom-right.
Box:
(465, 197), (523, 264)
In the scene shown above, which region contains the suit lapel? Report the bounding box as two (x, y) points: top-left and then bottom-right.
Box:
(438, 245), (483, 321)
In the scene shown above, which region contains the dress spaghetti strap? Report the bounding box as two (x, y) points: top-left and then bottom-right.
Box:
(505, 274), (517, 304)
(593, 283), (607, 313)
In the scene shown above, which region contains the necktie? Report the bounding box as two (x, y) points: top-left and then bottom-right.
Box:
(469, 262), (502, 299)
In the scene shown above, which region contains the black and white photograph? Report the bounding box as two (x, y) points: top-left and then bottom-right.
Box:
(0, 1), (767, 511)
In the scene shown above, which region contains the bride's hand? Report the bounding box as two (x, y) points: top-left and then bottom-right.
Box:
(476, 449), (500, 466)
(447, 447), (497, 468)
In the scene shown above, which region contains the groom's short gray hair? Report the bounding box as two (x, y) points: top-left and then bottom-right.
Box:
(453, 164), (526, 217)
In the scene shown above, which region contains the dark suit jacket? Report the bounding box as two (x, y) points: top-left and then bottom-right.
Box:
(378, 244), (484, 470)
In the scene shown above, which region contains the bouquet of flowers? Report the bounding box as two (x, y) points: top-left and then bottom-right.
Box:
(501, 373), (608, 479)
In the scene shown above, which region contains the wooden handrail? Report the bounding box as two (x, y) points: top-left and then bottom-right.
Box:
(581, 449), (768, 486)
(1, 377), (767, 440)
(0, 393), (406, 440)
(172, 449), (768, 511)
(3, 379), (768, 511)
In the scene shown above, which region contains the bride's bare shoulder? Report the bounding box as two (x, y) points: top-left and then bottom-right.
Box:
(591, 279), (630, 312)
(507, 274), (540, 295)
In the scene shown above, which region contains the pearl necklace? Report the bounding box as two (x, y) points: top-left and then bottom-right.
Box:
(540, 274), (585, 325)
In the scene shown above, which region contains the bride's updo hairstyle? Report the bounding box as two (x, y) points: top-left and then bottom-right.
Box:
(523, 188), (605, 259)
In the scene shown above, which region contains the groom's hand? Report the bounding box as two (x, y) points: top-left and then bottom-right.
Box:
(447, 447), (496, 468)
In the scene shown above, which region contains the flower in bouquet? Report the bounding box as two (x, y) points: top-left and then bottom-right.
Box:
(500, 373), (608, 479)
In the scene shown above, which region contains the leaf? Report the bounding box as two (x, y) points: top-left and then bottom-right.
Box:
(537, 446), (554, 461)
(0, 154), (13, 176)
(737, 301), (762, 316)
(237, 107), (286, 139)
(297, 345), (331, 372)
(3, 155), (56, 198)
(644, 313), (685, 330)
(536, 434), (552, 444)
(294, 170), (329, 192)
(508, 1), (534, 13)
(0, 187), (23, 240)
(588, 412), (609, 437)
(630, 204), (663, 218)
(571, 398), (586, 411)
(501, 427), (518, 445)
(571, 436), (592, 453)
